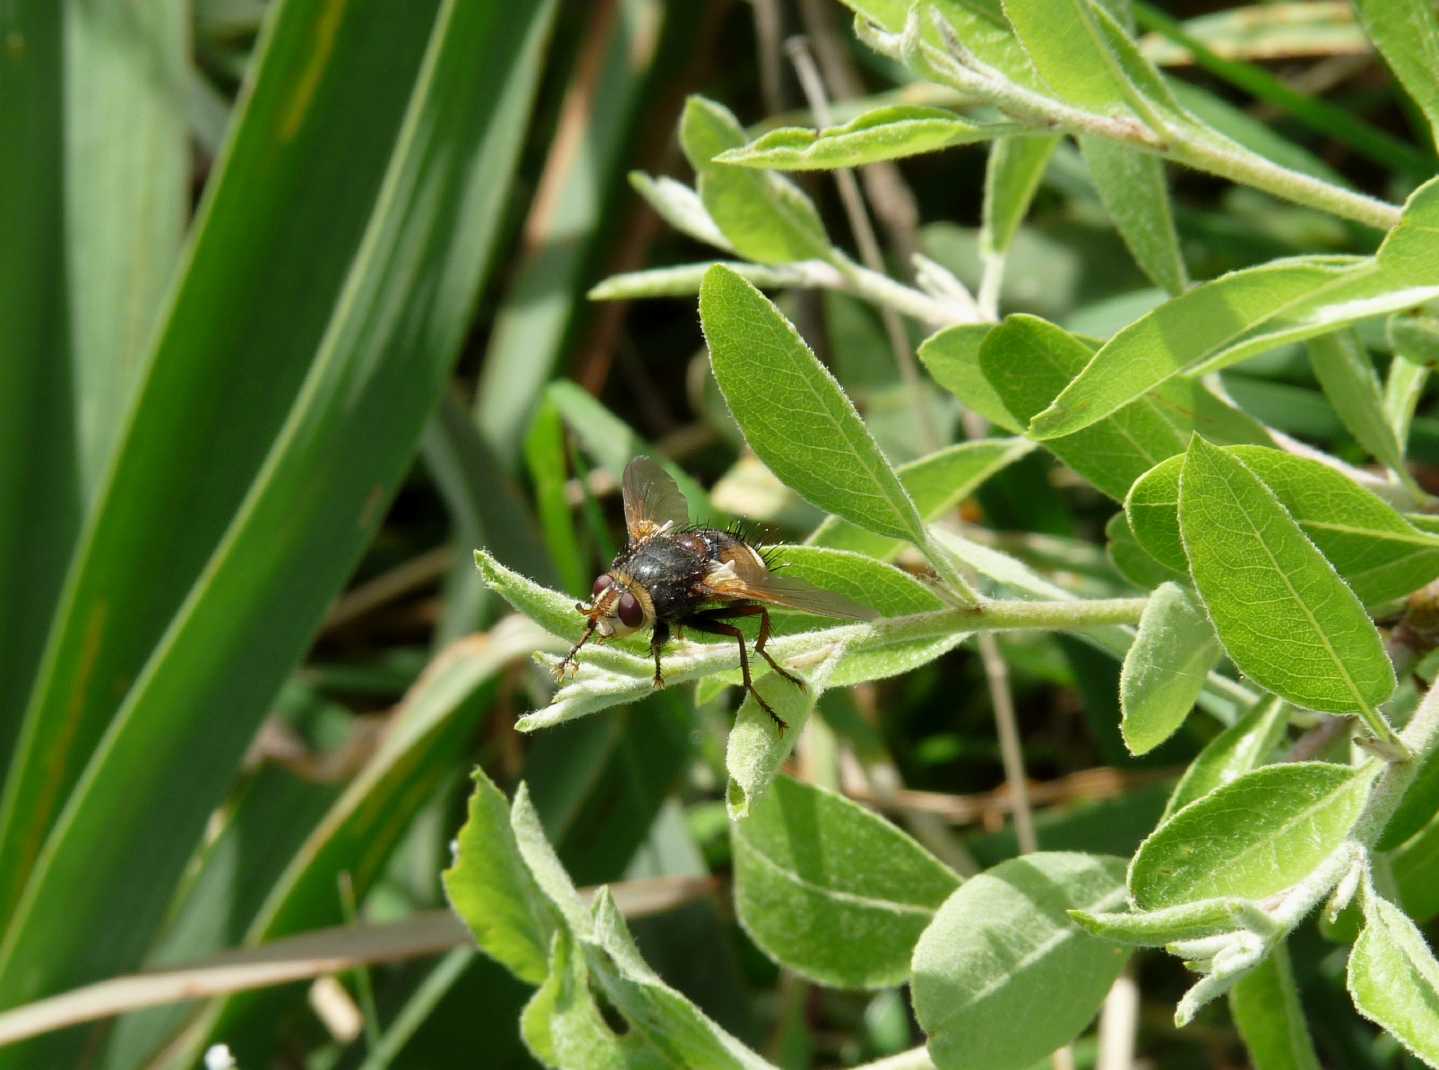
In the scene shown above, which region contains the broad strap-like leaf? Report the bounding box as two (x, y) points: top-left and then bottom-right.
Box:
(1079, 137), (1187, 295)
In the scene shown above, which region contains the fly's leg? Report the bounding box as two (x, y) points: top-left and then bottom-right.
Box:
(707, 603), (804, 689)
(650, 622), (670, 689)
(684, 608), (787, 732)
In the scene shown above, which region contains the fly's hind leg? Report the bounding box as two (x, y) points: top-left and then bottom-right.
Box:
(650, 622), (670, 689)
(705, 603), (803, 689)
(683, 609), (786, 732)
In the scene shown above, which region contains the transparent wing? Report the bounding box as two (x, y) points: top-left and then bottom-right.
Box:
(702, 556), (877, 620)
(622, 455), (691, 542)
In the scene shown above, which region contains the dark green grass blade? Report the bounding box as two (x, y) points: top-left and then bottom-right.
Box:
(0, 2), (559, 1060)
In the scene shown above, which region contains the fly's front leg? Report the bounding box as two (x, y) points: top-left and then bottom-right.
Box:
(650, 621), (670, 689)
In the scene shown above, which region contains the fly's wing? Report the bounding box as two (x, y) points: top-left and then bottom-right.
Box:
(701, 550), (877, 620)
(622, 455), (691, 543)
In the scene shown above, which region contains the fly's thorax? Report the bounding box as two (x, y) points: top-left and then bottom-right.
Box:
(621, 535), (711, 623)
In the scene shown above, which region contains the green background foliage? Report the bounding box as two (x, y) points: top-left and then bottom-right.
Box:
(8, 1), (1439, 1068)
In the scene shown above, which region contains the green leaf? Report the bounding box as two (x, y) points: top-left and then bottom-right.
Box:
(1348, 888), (1439, 1067)
(980, 135), (1059, 259)
(731, 775), (959, 988)
(808, 438), (1036, 559)
(1165, 695), (1289, 818)
(444, 767), (557, 985)
(1309, 330), (1406, 474)
(1380, 743), (1439, 851)
(1071, 896), (1270, 947)
(1387, 312), (1438, 445)
(0, 0), (558, 1030)
(66, 0), (188, 496)
(716, 105), (1017, 170)
(522, 929), (667, 1070)
(911, 852), (1129, 1070)
(1231, 943), (1323, 1070)
(680, 96), (830, 264)
(628, 171), (732, 251)
(701, 265), (923, 542)
(1352, 0), (1439, 149)
(585, 890), (777, 1070)
(1002, 0), (1153, 119)
(1129, 762), (1373, 909)
(979, 315), (1265, 500)
(1178, 438), (1397, 722)
(1028, 254), (1362, 439)
(1119, 582), (1221, 755)
(1105, 513), (1186, 590)
(981, 315), (1181, 498)
(1031, 177), (1439, 438)
(1128, 445), (1439, 606)
(917, 323), (1021, 431)
(1079, 137), (1187, 295)
(589, 260), (825, 302)
(765, 546), (960, 689)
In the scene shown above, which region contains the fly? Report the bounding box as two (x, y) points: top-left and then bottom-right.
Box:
(552, 456), (876, 729)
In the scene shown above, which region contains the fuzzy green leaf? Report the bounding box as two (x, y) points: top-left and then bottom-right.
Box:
(1128, 445), (1439, 606)
(1119, 582), (1221, 755)
(716, 106), (1018, 170)
(1079, 137), (1187, 295)
(1002, 0), (1147, 118)
(1178, 437), (1396, 719)
(1352, 0), (1439, 149)
(680, 96), (830, 264)
(1129, 763), (1373, 909)
(980, 315), (1267, 499)
(912, 852), (1129, 1070)
(442, 768), (556, 985)
(732, 775), (959, 988)
(808, 438), (1035, 559)
(701, 265), (924, 542)
(1030, 177), (1439, 438)
(1105, 513), (1186, 590)
(585, 890), (777, 1070)
(1309, 330), (1406, 474)
(627, 171), (732, 251)
(1028, 255), (1362, 439)
(1231, 943), (1324, 1070)
(1071, 897), (1269, 948)
(1348, 888), (1439, 1067)
(981, 135), (1059, 259)
(917, 323), (1020, 431)
(1165, 696), (1290, 818)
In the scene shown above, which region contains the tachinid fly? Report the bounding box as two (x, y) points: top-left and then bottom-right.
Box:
(552, 456), (876, 729)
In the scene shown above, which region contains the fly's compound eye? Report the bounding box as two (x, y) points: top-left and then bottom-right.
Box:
(592, 574), (613, 598)
(617, 592), (643, 628)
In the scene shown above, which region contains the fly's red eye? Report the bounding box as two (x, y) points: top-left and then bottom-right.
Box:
(617, 592), (642, 628)
(592, 574), (613, 597)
